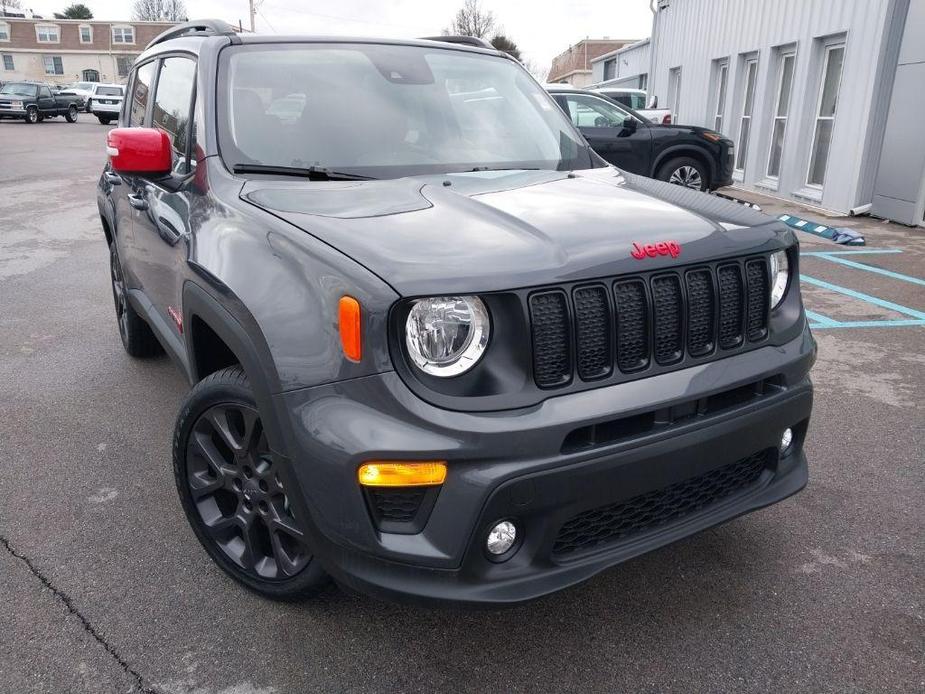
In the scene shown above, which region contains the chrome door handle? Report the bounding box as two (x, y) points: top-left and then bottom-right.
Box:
(128, 193), (148, 211)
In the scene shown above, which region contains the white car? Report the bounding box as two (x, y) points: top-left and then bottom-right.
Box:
(593, 87), (673, 125)
(57, 81), (97, 111)
(88, 84), (124, 124)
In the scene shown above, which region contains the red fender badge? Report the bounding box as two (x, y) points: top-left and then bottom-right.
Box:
(631, 241), (681, 259)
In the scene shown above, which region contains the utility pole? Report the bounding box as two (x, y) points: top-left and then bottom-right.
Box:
(248, 0), (256, 32)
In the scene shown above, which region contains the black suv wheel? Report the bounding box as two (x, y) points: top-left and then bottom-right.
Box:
(109, 242), (162, 357)
(65, 105), (79, 123)
(25, 106), (38, 124)
(657, 156), (709, 191)
(173, 367), (329, 600)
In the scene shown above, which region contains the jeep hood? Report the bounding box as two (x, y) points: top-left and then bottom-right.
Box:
(240, 168), (785, 296)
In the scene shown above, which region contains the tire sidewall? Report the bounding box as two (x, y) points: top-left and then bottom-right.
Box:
(173, 370), (328, 600)
(659, 156), (709, 191)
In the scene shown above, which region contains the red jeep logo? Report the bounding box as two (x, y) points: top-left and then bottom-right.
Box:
(631, 241), (682, 260)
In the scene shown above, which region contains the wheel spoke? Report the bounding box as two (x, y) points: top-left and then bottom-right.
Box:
(188, 470), (223, 500)
(205, 405), (261, 454)
(189, 431), (236, 480)
(238, 517), (263, 571)
(269, 529), (302, 577)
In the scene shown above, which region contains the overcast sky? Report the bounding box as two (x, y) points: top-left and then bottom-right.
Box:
(23, 0), (654, 71)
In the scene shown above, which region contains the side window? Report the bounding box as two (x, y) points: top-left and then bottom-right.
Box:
(151, 57), (196, 174)
(39, 86), (52, 98)
(566, 94), (630, 129)
(129, 61), (156, 126)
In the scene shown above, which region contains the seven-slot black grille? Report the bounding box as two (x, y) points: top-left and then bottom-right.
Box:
(529, 256), (771, 388)
(551, 449), (772, 558)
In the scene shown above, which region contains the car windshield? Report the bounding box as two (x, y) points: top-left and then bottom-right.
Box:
(0, 83), (37, 97)
(220, 42), (594, 178)
(96, 86), (123, 96)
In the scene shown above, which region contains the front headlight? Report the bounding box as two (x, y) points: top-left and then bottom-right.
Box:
(10, 100), (23, 110)
(770, 250), (789, 309)
(405, 296), (490, 377)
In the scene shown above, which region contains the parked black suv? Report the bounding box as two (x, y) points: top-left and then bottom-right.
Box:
(547, 85), (734, 191)
(98, 21), (813, 605)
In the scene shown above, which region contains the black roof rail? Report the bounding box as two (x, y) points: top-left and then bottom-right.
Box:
(145, 19), (240, 51)
(420, 35), (494, 50)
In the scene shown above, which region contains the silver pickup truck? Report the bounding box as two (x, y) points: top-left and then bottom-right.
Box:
(594, 87), (673, 125)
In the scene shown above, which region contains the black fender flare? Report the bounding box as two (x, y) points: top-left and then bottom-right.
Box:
(181, 276), (289, 453)
(652, 145), (717, 183)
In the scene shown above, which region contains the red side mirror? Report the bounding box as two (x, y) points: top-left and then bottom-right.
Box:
(106, 127), (172, 174)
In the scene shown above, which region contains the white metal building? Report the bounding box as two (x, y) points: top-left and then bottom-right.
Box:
(644, 0), (925, 224)
(590, 38), (650, 89)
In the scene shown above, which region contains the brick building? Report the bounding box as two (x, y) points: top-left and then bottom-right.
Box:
(546, 38), (639, 87)
(0, 17), (178, 85)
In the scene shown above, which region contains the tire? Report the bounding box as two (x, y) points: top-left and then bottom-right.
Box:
(97, 116), (111, 125)
(173, 366), (329, 601)
(108, 241), (162, 357)
(65, 105), (78, 123)
(657, 156), (710, 191)
(24, 106), (38, 124)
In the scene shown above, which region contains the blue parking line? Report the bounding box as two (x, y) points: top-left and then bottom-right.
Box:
(805, 254), (925, 287)
(804, 309), (841, 327)
(801, 275), (925, 320)
(802, 249), (902, 256)
(810, 319), (925, 329)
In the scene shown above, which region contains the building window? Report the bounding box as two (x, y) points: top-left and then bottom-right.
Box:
(807, 43), (845, 188)
(711, 60), (728, 133)
(79, 24), (93, 43)
(43, 55), (64, 75)
(767, 51), (796, 179)
(2, 54), (13, 71)
(117, 55), (135, 78)
(603, 58), (616, 81)
(0, 21), (9, 42)
(36, 24), (61, 43)
(112, 25), (135, 44)
(668, 66), (681, 123)
(735, 57), (758, 173)
(639, 73), (647, 91)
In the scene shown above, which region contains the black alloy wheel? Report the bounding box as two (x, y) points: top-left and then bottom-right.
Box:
(174, 367), (329, 600)
(25, 106), (38, 124)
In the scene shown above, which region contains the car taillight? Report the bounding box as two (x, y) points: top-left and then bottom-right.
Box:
(662, 114), (672, 125)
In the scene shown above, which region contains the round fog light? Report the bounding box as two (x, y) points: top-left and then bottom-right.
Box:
(779, 428), (794, 454)
(486, 521), (517, 555)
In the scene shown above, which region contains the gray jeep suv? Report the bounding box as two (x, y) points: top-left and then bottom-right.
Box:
(97, 21), (814, 605)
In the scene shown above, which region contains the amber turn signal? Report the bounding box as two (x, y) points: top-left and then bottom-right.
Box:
(339, 296), (362, 362)
(357, 462), (447, 487)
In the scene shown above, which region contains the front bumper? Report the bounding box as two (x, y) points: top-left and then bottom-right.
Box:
(0, 107), (27, 118)
(274, 327), (815, 605)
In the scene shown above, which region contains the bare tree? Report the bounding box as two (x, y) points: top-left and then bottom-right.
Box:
(132, 0), (187, 22)
(445, 0), (495, 38)
(1, 0), (23, 13)
(522, 58), (550, 83)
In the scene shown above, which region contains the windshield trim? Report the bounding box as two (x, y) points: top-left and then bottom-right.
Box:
(216, 41), (597, 180)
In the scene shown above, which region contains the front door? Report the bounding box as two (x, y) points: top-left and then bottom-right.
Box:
(37, 85), (55, 113)
(130, 55), (197, 334)
(555, 92), (652, 174)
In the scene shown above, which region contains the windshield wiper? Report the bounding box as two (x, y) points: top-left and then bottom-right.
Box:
(232, 164), (375, 181)
(467, 166), (540, 172)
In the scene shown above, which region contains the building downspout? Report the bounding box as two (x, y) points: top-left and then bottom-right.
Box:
(647, 0), (659, 107)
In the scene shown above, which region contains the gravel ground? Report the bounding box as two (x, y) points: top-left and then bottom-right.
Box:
(0, 120), (922, 694)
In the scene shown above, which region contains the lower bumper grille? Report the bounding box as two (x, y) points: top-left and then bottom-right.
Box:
(552, 449), (772, 558)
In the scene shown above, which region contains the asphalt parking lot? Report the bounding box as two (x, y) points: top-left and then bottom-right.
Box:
(0, 119), (922, 694)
